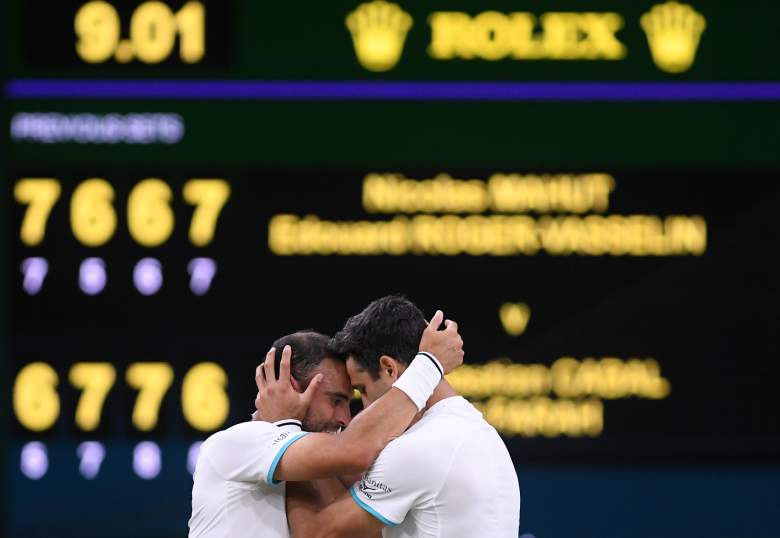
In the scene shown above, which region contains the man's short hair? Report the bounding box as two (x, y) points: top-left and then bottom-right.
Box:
(328, 295), (426, 380)
(271, 331), (332, 389)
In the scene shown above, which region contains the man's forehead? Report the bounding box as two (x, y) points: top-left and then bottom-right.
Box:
(346, 355), (366, 375)
(346, 360), (370, 383)
(314, 358), (351, 389)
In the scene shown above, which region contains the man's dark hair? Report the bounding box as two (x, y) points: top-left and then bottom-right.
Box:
(271, 331), (332, 389)
(328, 295), (426, 380)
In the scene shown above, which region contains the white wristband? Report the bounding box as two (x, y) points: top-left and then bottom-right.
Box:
(393, 352), (444, 411)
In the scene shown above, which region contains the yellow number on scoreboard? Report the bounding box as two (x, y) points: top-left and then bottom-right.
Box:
(131, 1), (178, 64)
(70, 179), (118, 247)
(74, 1), (121, 63)
(13, 363), (60, 432)
(182, 363), (230, 431)
(14, 179), (62, 246)
(69, 363), (117, 431)
(126, 363), (174, 431)
(74, 1), (206, 64)
(183, 180), (231, 246)
(176, 1), (206, 63)
(127, 179), (175, 247)
(16, 178), (230, 246)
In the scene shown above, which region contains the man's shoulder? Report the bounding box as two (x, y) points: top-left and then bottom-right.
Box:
(408, 398), (487, 439)
(377, 406), (471, 466)
(380, 398), (497, 469)
(198, 421), (301, 483)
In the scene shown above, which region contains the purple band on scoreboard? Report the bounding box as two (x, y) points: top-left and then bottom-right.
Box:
(6, 80), (780, 102)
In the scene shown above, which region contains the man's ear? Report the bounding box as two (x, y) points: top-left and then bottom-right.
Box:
(379, 355), (401, 381)
(290, 376), (302, 393)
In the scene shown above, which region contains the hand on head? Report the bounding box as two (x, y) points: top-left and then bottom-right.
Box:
(418, 310), (464, 375)
(254, 345), (323, 423)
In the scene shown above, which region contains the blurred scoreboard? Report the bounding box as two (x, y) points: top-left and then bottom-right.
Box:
(4, 1), (780, 537)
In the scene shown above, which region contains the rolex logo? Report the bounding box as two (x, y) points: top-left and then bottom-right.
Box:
(346, 1), (413, 72)
(641, 2), (706, 73)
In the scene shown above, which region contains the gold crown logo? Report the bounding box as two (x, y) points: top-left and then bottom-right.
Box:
(346, 1), (413, 72)
(641, 2), (706, 73)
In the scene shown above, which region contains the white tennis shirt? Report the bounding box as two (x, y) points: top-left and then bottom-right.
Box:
(350, 396), (521, 538)
(188, 419), (308, 538)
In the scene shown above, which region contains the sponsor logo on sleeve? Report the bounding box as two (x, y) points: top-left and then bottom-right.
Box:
(358, 476), (393, 499)
(271, 431), (292, 446)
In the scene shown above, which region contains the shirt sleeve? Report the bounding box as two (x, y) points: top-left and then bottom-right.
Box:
(203, 419), (308, 486)
(349, 439), (431, 527)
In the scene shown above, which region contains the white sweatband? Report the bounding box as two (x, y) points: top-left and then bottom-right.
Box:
(393, 352), (444, 411)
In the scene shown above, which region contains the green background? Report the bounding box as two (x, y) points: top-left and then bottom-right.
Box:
(7, 0), (780, 80)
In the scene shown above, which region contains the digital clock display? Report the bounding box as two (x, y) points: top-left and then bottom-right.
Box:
(74, 1), (206, 64)
(20, 0), (231, 68)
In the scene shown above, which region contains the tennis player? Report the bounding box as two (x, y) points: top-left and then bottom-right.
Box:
(188, 309), (464, 537)
(286, 296), (520, 538)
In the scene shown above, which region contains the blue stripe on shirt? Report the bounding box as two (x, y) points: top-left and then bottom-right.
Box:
(267, 432), (309, 485)
(349, 485), (401, 527)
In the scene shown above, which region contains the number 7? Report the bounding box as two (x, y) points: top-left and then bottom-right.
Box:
(126, 363), (174, 431)
(69, 363), (117, 431)
(14, 179), (61, 246)
(183, 179), (231, 246)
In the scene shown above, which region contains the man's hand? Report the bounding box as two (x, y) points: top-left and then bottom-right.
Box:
(254, 345), (323, 423)
(418, 310), (464, 375)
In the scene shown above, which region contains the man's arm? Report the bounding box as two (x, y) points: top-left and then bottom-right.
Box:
(286, 482), (385, 538)
(273, 386), (422, 480)
(257, 310), (463, 482)
(287, 433), (425, 538)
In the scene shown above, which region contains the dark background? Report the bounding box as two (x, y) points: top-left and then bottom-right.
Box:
(4, 0), (780, 537)
(6, 169), (780, 454)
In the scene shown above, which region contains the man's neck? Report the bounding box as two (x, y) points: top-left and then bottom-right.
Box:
(407, 380), (458, 429)
(425, 379), (458, 410)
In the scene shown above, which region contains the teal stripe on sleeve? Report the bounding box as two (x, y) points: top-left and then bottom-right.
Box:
(267, 432), (309, 485)
(349, 485), (400, 527)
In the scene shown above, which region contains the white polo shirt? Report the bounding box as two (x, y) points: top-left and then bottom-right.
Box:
(350, 396), (520, 538)
(188, 419), (308, 538)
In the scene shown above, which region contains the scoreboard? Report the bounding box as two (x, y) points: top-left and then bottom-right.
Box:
(4, 1), (780, 537)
